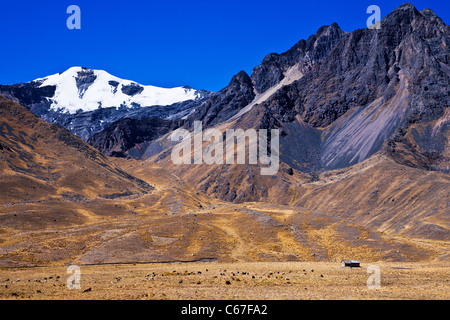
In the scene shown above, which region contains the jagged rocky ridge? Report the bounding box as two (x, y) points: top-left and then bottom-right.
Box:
(88, 4), (449, 174)
(254, 3), (450, 172)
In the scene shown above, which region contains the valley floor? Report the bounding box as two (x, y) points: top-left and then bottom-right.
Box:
(0, 261), (448, 300)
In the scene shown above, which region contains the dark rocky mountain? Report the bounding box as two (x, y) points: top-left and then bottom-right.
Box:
(89, 4), (449, 177)
(88, 116), (182, 158)
(85, 21), (349, 158)
(86, 70), (256, 157)
(252, 3), (450, 172)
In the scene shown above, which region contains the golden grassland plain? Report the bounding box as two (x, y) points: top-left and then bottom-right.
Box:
(0, 261), (449, 300)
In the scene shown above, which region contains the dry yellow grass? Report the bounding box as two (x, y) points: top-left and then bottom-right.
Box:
(0, 261), (448, 300)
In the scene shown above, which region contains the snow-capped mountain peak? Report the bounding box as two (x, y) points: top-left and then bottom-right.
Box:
(34, 67), (202, 114)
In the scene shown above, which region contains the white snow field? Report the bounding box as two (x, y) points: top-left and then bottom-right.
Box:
(35, 67), (201, 114)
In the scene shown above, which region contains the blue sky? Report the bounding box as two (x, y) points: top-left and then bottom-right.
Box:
(0, 0), (448, 91)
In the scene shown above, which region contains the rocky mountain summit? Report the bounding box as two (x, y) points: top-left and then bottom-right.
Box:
(248, 3), (450, 172)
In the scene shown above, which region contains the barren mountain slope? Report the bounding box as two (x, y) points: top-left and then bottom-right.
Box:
(0, 96), (154, 205)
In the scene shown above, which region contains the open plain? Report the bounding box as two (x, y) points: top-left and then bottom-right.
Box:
(1, 261), (448, 300)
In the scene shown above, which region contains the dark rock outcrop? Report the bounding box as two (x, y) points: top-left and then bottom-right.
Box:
(75, 68), (97, 98)
(121, 83), (144, 96)
(186, 70), (256, 127)
(88, 117), (181, 158)
(0, 81), (55, 106)
(251, 22), (347, 94)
